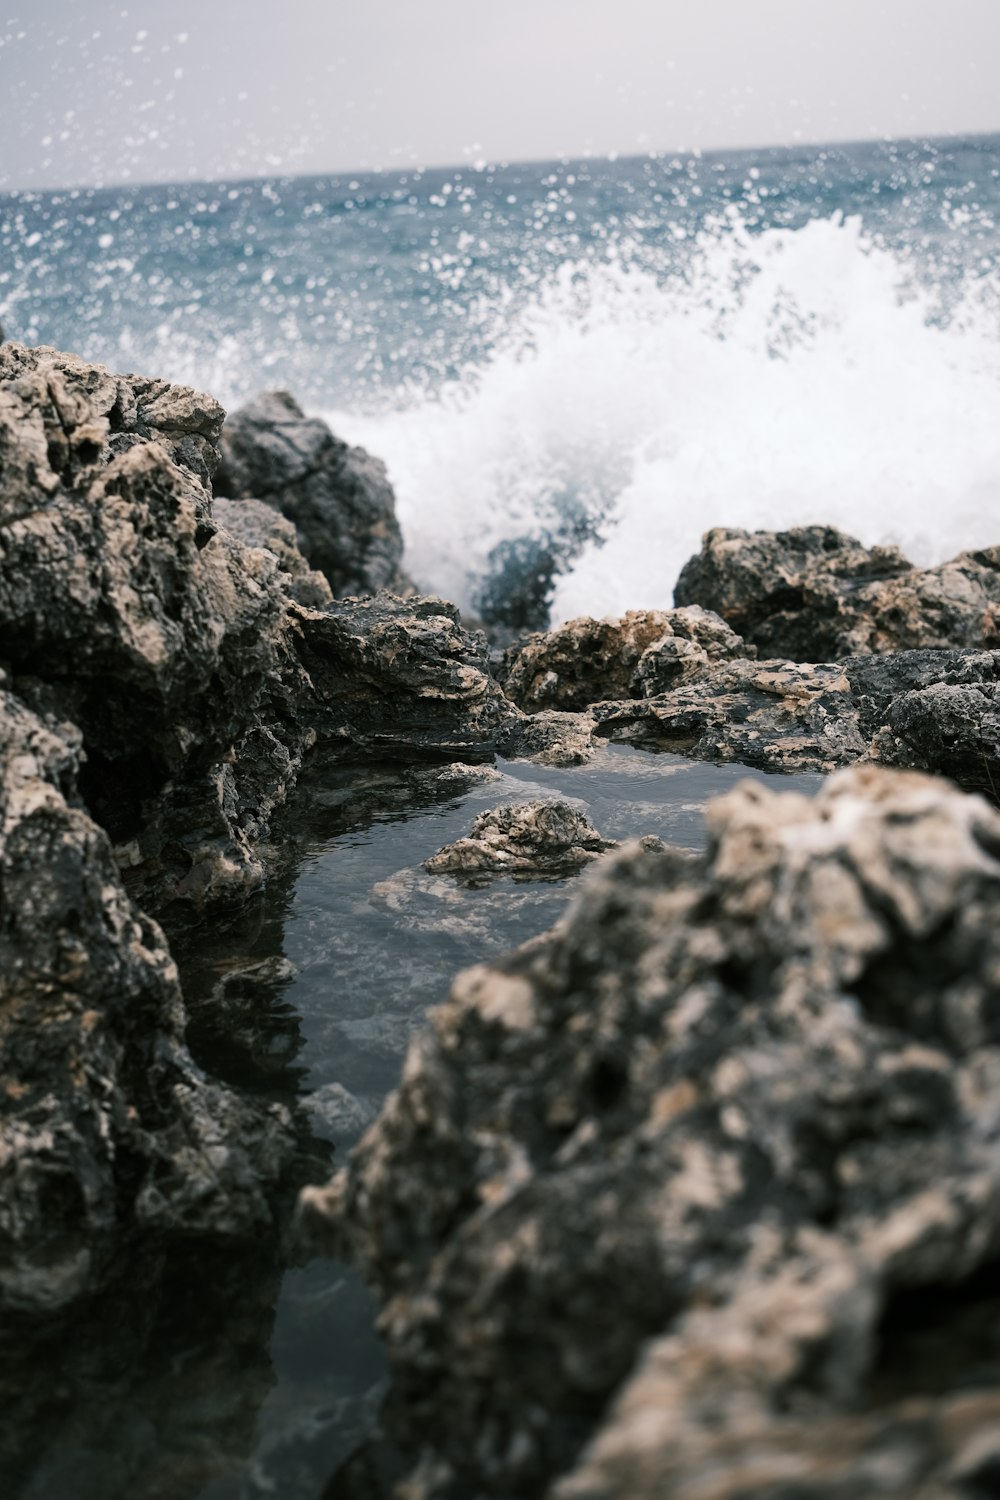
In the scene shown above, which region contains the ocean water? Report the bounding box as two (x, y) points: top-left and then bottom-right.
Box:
(3, 134), (1000, 623)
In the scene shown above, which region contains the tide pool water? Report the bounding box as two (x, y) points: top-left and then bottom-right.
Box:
(4, 134), (1000, 621)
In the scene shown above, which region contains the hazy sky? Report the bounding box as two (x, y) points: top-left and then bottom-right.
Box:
(3, 0), (999, 191)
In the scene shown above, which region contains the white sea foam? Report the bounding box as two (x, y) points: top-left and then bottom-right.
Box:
(329, 212), (1000, 623)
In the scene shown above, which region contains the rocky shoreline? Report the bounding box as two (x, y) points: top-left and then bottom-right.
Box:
(6, 343), (1000, 1498)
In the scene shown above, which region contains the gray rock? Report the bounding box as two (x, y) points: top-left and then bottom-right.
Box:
(496, 707), (600, 767)
(215, 389), (409, 598)
(0, 346), (508, 914)
(675, 524), (1000, 661)
(0, 688), (293, 1317)
(293, 592), (510, 763)
(0, 342), (313, 911)
(501, 637), (1000, 802)
(302, 764), (1000, 1500)
(501, 606), (750, 713)
(213, 495), (333, 607)
(553, 1242), (1000, 1500)
(424, 799), (619, 881)
(592, 656), (868, 772)
(0, 340), (225, 492)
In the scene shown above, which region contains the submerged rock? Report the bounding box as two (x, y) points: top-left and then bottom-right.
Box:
(675, 523), (1000, 661)
(215, 390), (409, 599)
(424, 799), (619, 880)
(303, 765), (1000, 1500)
(500, 605), (749, 712)
(0, 687), (293, 1318)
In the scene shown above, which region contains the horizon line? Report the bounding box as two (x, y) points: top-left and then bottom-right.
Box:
(3, 124), (1000, 200)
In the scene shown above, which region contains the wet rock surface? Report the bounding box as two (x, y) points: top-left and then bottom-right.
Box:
(304, 765), (1000, 1500)
(12, 341), (1000, 1500)
(424, 799), (619, 880)
(292, 593), (511, 763)
(215, 390), (409, 599)
(0, 341), (314, 912)
(0, 685), (294, 1319)
(0, 344), (517, 914)
(500, 621), (1000, 801)
(675, 523), (1000, 661)
(500, 606), (750, 712)
(592, 656), (868, 771)
(1, 347), (514, 1337)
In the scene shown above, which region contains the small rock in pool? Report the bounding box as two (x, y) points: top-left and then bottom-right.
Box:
(424, 798), (620, 881)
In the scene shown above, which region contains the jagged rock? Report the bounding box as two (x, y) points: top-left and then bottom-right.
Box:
(0, 341), (225, 492)
(495, 708), (599, 767)
(552, 1240), (1000, 1500)
(424, 799), (618, 880)
(291, 593), (510, 763)
(0, 342), (317, 911)
(213, 495), (333, 608)
(0, 687), (294, 1318)
(0, 347), (511, 914)
(302, 765), (1000, 1500)
(675, 524), (1000, 661)
(845, 648), (1000, 801)
(498, 645), (1000, 800)
(215, 390), (409, 598)
(593, 657), (868, 772)
(501, 606), (750, 713)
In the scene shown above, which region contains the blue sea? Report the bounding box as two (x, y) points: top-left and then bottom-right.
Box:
(3, 134), (1000, 621)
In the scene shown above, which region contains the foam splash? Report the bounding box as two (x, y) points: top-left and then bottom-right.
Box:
(331, 212), (1000, 625)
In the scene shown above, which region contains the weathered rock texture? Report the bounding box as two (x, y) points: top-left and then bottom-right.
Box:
(498, 619), (1000, 800)
(215, 389), (409, 598)
(592, 657), (867, 771)
(0, 686), (292, 1317)
(0, 342), (316, 911)
(0, 344), (518, 1321)
(304, 765), (1000, 1500)
(675, 524), (1000, 661)
(290, 593), (509, 763)
(213, 494), (333, 608)
(424, 799), (618, 880)
(500, 606), (750, 713)
(0, 345), (510, 912)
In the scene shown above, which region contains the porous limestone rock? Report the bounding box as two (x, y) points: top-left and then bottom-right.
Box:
(291, 593), (510, 763)
(424, 799), (618, 880)
(215, 389), (409, 598)
(0, 342), (314, 910)
(501, 642), (1000, 801)
(213, 494), (333, 608)
(592, 656), (867, 771)
(552, 1239), (1000, 1500)
(0, 346), (506, 912)
(303, 765), (1000, 1500)
(495, 708), (600, 768)
(0, 687), (293, 1317)
(500, 605), (750, 713)
(675, 524), (1000, 661)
